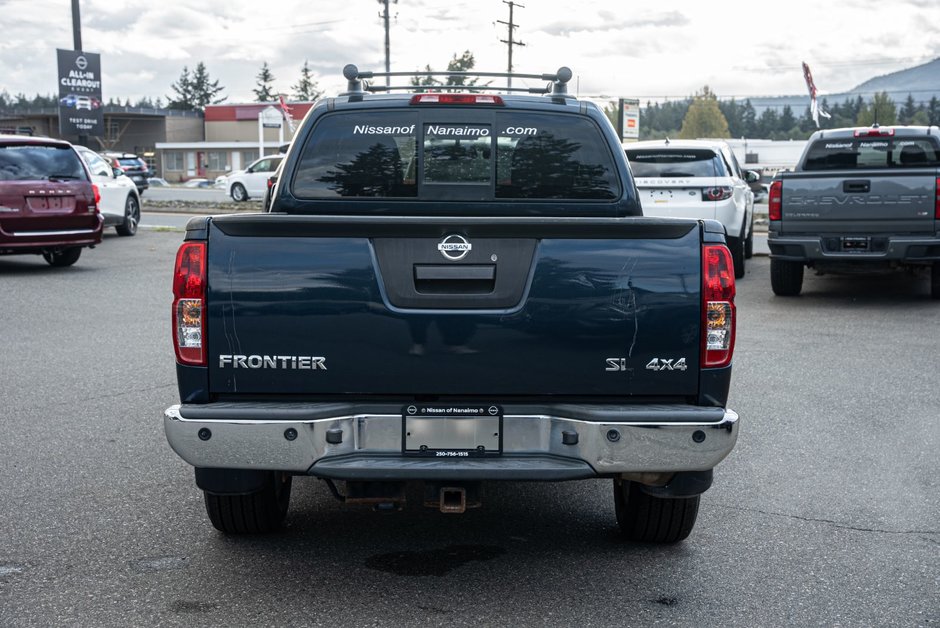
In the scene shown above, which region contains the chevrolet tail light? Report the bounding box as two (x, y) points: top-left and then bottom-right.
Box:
(172, 242), (207, 366)
(702, 244), (736, 368)
(769, 180), (783, 221)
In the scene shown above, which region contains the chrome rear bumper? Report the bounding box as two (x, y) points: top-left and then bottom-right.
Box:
(164, 403), (738, 481)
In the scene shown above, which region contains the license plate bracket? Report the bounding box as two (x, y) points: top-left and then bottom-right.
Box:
(402, 405), (502, 457)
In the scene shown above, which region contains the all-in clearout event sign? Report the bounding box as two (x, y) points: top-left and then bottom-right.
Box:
(57, 49), (103, 137)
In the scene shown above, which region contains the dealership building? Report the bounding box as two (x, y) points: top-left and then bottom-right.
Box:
(155, 102), (314, 182)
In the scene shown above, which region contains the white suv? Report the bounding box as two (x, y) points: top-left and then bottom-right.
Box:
(227, 155), (283, 202)
(625, 139), (757, 278)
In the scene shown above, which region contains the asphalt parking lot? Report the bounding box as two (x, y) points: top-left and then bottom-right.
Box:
(0, 229), (937, 627)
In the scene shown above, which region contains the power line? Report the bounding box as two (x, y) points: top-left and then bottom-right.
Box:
(378, 0), (398, 86)
(497, 1), (524, 88)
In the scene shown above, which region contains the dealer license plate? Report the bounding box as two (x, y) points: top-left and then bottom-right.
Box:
(402, 404), (502, 456)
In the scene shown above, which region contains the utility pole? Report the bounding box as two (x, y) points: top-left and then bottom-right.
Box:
(498, 1), (524, 88)
(71, 0), (82, 50)
(378, 0), (397, 86)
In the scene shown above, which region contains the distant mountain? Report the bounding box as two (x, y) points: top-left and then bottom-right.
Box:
(851, 57), (940, 97)
(734, 57), (940, 115)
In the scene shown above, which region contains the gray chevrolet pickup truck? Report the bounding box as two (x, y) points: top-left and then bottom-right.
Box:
(768, 125), (940, 298)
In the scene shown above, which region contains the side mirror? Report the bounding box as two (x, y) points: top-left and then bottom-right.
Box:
(745, 170), (760, 183)
(113, 167), (125, 177)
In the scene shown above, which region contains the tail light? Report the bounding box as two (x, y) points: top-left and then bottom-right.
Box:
(854, 128), (894, 137)
(935, 177), (940, 219)
(410, 94), (504, 105)
(91, 184), (101, 212)
(702, 186), (733, 201)
(702, 244), (736, 368)
(769, 180), (783, 221)
(172, 242), (207, 366)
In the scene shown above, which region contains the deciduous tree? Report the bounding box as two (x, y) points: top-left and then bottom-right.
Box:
(678, 86), (730, 139)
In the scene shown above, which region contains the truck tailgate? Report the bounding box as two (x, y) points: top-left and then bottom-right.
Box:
(780, 170), (936, 234)
(204, 215), (703, 398)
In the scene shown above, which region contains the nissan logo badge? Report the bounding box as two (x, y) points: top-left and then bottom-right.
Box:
(437, 234), (472, 261)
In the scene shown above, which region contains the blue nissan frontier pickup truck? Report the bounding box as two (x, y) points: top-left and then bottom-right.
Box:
(164, 66), (739, 543)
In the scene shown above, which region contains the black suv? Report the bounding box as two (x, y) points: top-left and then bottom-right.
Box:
(103, 152), (150, 194)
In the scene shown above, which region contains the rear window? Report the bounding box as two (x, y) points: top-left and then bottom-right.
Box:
(802, 137), (940, 170)
(117, 157), (144, 168)
(0, 144), (87, 182)
(291, 110), (619, 200)
(625, 149), (728, 178)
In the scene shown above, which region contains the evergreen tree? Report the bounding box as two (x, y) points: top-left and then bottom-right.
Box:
(167, 66), (195, 110)
(291, 60), (322, 101)
(410, 51), (484, 92)
(190, 62), (226, 110)
(757, 108), (779, 138)
(253, 62), (277, 102)
(719, 98), (744, 137)
(779, 105), (796, 134)
(899, 94), (917, 124)
(856, 92), (897, 126)
(168, 62), (225, 112)
(928, 96), (940, 125)
(678, 86), (730, 139)
(741, 100), (757, 137)
(444, 51), (481, 89)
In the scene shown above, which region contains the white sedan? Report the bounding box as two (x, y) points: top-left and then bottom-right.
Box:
(227, 155), (283, 201)
(75, 146), (141, 236)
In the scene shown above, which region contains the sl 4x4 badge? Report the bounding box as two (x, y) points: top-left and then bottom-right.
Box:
(605, 357), (688, 372)
(645, 358), (688, 372)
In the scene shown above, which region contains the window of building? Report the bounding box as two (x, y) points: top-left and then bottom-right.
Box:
(207, 151), (228, 171)
(240, 150), (258, 169)
(165, 151), (185, 171)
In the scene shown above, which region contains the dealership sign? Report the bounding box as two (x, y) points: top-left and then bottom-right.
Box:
(619, 98), (640, 141)
(57, 49), (103, 137)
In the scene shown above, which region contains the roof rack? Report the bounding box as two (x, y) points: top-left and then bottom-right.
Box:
(341, 64), (573, 97)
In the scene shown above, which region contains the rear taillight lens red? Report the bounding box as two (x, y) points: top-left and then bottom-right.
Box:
(935, 177), (940, 219)
(702, 245), (736, 368)
(92, 184), (101, 209)
(769, 180), (783, 221)
(853, 128), (895, 137)
(409, 94), (504, 105)
(172, 242), (207, 366)
(702, 186), (733, 201)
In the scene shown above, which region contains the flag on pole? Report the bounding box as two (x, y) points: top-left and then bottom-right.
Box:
(278, 94), (295, 134)
(802, 62), (831, 128)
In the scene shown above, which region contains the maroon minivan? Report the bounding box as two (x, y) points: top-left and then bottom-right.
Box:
(0, 135), (103, 266)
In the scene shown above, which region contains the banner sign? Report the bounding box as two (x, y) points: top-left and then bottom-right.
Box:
(57, 49), (103, 137)
(802, 61), (831, 129)
(620, 98), (640, 141)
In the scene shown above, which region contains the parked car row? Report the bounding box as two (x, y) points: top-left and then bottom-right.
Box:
(0, 135), (142, 268)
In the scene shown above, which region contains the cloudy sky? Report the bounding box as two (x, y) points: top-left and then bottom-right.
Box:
(2, 0), (938, 104)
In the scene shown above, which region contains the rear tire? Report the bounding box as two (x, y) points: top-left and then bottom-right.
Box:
(931, 263), (940, 300)
(230, 183), (248, 202)
(728, 235), (745, 279)
(614, 479), (699, 543)
(204, 471), (292, 534)
(42, 247), (82, 267)
(116, 195), (139, 236)
(770, 259), (804, 296)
